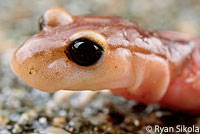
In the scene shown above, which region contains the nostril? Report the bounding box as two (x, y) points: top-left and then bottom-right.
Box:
(28, 68), (36, 75)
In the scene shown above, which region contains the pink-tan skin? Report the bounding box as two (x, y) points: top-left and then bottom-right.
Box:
(11, 7), (200, 112)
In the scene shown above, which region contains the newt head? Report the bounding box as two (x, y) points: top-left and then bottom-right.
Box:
(11, 7), (135, 92)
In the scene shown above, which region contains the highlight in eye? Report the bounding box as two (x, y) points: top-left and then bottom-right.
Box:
(66, 38), (104, 66)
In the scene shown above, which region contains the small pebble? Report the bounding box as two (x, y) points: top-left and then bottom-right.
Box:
(39, 117), (48, 124)
(68, 117), (82, 128)
(58, 110), (67, 117)
(0, 129), (11, 134)
(53, 91), (75, 105)
(41, 127), (70, 134)
(89, 114), (106, 125)
(52, 117), (66, 128)
(18, 110), (38, 125)
(0, 115), (8, 126)
(134, 119), (142, 127)
(94, 127), (99, 131)
(124, 117), (133, 124)
(12, 124), (22, 133)
(67, 126), (74, 132)
(45, 107), (55, 118)
(155, 111), (172, 118)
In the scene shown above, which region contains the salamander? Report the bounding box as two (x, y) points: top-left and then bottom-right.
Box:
(11, 7), (200, 111)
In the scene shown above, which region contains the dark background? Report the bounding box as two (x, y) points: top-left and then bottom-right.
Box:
(0, 0), (200, 134)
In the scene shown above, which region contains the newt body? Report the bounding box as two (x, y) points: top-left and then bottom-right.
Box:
(11, 8), (200, 111)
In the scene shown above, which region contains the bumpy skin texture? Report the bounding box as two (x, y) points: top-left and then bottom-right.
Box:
(11, 7), (200, 112)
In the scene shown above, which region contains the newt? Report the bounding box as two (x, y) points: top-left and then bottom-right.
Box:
(11, 7), (200, 111)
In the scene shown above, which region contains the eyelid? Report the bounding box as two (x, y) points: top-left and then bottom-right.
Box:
(68, 30), (108, 52)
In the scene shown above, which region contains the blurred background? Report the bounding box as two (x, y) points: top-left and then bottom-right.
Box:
(0, 0), (200, 134)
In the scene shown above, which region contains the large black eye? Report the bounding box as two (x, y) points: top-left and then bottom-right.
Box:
(66, 38), (104, 66)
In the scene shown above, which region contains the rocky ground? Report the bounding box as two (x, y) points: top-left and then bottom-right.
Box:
(0, 0), (200, 134)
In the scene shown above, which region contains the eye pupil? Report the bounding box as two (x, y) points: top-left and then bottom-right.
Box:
(67, 38), (104, 66)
